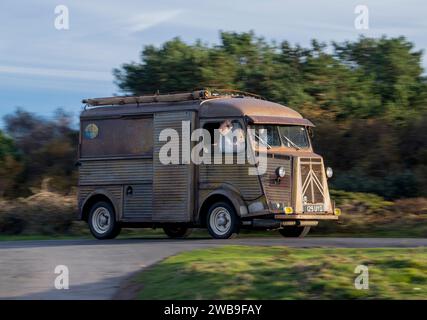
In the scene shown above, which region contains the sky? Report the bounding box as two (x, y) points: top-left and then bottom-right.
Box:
(0, 0), (426, 126)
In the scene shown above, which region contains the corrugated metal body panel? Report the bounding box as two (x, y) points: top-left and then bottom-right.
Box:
(152, 111), (194, 222)
(260, 155), (292, 208)
(198, 189), (210, 204)
(78, 186), (123, 212)
(199, 164), (262, 201)
(123, 184), (153, 220)
(79, 159), (153, 186)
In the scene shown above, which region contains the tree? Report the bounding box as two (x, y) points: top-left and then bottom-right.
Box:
(3, 108), (78, 196)
(333, 36), (425, 114)
(0, 130), (22, 197)
(114, 38), (208, 94)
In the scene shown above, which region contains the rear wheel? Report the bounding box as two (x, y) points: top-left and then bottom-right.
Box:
(88, 201), (121, 240)
(206, 202), (239, 239)
(163, 226), (193, 238)
(279, 226), (310, 238)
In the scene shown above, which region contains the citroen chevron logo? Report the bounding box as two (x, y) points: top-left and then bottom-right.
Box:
(302, 166), (324, 203)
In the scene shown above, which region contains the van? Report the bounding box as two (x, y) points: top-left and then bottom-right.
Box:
(77, 89), (340, 239)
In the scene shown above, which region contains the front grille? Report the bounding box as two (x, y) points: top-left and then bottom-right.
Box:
(300, 158), (324, 205)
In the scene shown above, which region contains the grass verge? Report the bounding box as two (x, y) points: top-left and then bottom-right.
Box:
(133, 246), (427, 300)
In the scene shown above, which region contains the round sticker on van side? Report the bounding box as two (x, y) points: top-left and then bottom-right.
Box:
(84, 123), (99, 139)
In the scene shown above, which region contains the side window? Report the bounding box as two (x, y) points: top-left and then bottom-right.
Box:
(203, 122), (220, 149)
(81, 117), (153, 158)
(202, 120), (245, 154)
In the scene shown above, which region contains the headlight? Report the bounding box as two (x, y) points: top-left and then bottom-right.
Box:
(326, 167), (333, 178)
(276, 166), (286, 178)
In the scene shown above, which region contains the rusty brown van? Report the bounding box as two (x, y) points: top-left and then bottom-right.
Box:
(78, 89), (340, 239)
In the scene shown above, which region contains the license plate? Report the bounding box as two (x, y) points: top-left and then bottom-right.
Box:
(303, 204), (324, 213)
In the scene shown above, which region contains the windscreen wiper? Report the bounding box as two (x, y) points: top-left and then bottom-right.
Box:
(281, 133), (300, 150)
(254, 133), (272, 149)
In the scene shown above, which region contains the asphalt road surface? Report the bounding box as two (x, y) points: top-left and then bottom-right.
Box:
(1, 237), (426, 300)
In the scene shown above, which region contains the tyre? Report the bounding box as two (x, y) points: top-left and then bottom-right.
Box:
(163, 226), (193, 238)
(88, 201), (121, 239)
(278, 226), (310, 238)
(206, 202), (239, 239)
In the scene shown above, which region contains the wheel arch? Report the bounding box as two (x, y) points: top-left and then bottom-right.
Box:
(80, 190), (120, 222)
(197, 186), (246, 226)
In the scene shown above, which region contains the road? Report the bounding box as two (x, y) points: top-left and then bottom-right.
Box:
(0, 237), (426, 300)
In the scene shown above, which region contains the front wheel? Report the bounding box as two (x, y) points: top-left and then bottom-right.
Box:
(206, 202), (239, 239)
(279, 226), (310, 238)
(88, 201), (121, 240)
(163, 226), (193, 238)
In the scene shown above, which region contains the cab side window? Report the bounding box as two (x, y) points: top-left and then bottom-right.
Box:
(202, 120), (245, 154)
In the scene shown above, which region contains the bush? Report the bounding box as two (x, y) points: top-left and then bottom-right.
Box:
(0, 191), (80, 235)
(313, 190), (427, 237)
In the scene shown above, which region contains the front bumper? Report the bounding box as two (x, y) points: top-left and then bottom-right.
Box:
(249, 212), (338, 229)
(275, 214), (338, 220)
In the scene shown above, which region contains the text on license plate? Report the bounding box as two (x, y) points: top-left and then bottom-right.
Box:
(303, 204), (324, 212)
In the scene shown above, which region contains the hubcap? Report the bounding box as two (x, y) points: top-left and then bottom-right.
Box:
(92, 207), (111, 234)
(210, 207), (232, 236)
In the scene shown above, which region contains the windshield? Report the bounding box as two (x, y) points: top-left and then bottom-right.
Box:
(252, 125), (310, 149)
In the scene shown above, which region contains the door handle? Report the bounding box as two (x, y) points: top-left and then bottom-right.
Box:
(126, 186), (133, 196)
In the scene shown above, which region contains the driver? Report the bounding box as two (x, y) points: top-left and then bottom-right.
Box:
(218, 120), (245, 153)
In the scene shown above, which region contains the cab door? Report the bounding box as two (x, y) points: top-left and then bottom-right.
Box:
(152, 111), (196, 222)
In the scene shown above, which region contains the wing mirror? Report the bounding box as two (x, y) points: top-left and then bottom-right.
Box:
(308, 127), (314, 139)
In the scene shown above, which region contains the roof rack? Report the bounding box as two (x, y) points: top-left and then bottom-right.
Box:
(82, 88), (264, 107)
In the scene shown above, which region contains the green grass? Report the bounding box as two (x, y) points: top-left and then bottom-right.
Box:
(134, 246), (427, 300)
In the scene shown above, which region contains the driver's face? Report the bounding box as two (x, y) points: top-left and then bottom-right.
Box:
(219, 121), (233, 135)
